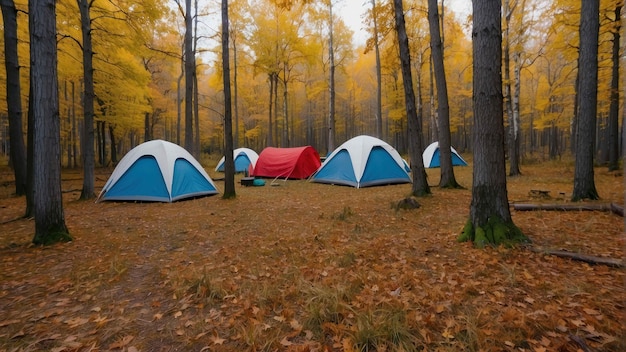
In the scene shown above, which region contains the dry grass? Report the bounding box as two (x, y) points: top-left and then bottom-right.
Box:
(0, 159), (624, 351)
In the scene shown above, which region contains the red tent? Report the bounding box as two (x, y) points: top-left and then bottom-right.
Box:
(250, 146), (321, 179)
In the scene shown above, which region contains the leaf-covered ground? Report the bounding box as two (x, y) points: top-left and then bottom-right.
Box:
(0, 160), (624, 351)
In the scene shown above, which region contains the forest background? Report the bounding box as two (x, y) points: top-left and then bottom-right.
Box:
(0, 0), (623, 165)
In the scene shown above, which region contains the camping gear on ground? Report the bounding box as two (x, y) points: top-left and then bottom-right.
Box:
(422, 141), (468, 168)
(97, 139), (219, 202)
(310, 135), (411, 188)
(249, 146), (321, 180)
(240, 177), (265, 186)
(215, 147), (259, 173)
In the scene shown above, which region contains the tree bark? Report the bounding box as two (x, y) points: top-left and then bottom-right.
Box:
(221, 0), (236, 199)
(392, 0), (429, 197)
(77, 0), (95, 200)
(572, 0), (599, 201)
(193, 0), (200, 157)
(327, 2), (335, 153)
(109, 124), (117, 164)
(461, 0), (527, 247)
(371, 0), (383, 140)
(503, 0), (521, 176)
(30, 0), (70, 244)
(184, 0), (194, 152)
(267, 72), (275, 147)
(607, 4), (621, 172)
(427, 0), (460, 188)
(1, 0), (27, 196)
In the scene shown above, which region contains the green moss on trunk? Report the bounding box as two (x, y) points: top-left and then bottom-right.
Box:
(458, 216), (530, 248)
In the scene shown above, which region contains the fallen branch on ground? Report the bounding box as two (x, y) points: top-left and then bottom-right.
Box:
(531, 247), (624, 268)
(512, 202), (624, 217)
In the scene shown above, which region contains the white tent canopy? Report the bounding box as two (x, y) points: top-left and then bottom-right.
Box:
(422, 141), (468, 168)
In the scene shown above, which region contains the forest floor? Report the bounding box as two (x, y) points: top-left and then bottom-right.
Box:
(0, 159), (624, 352)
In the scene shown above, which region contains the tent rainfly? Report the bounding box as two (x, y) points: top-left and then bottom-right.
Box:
(422, 141), (468, 168)
(97, 139), (219, 202)
(215, 147), (259, 173)
(311, 135), (411, 188)
(250, 146), (321, 179)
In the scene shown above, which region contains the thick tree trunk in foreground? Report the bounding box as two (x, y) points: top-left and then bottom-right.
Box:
(1, 0), (27, 196)
(30, 0), (71, 245)
(572, 0), (600, 201)
(427, 0), (460, 189)
(393, 0), (429, 197)
(459, 0), (528, 247)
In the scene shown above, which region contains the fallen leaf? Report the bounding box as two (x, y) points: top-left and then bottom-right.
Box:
(289, 319), (302, 331)
(280, 336), (293, 346)
(211, 335), (226, 345)
(442, 330), (454, 339)
(109, 335), (134, 349)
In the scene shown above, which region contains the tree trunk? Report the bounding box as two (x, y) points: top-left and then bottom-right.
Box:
(1, 0), (27, 196)
(273, 72), (279, 146)
(25, 80), (34, 218)
(607, 4), (621, 172)
(510, 50), (522, 175)
(233, 32), (239, 148)
(267, 73), (274, 147)
(282, 68), (290, 147)
(184, 0), (194, 152)
(460, 0), (527, 247)
(109, 124), (117, 164)
(428, 59), (438, 143)
(177, 68), (183, 144)
(78, 0), (95, 200)
(393, 0), (429, 197)
(371, 0), (383, 139)
(221, 0), (235, 199)
(30, 0), (70, 245)
(503, 0), (521, 176)
(71, 81), (77, 168)
(427, 0), (460, 188)
(193, 0), (200, 157)
(327, 2), (336, 153)
(572, 0), (599, 201)
(144, 112), (151, 140)
(193, 68), (200, 155)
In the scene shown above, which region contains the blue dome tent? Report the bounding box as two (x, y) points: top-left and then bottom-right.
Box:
(97, 140), (219, 202)
(215, 147), (259, 173)
(422, 141), (468, 168)
(311, 135), (411, 188)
